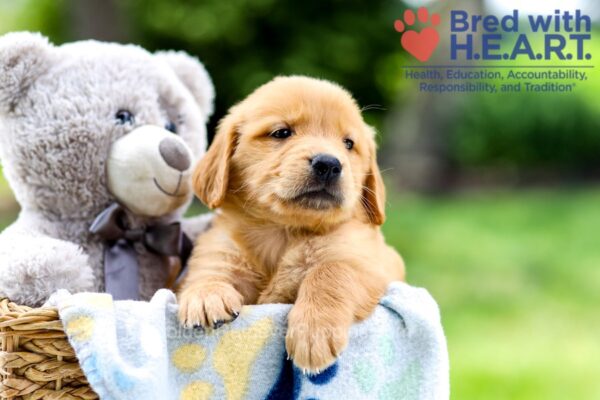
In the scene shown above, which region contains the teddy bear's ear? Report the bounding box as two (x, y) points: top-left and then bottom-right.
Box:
(156, 50), (215, 121)
(0, 32), (52, 114)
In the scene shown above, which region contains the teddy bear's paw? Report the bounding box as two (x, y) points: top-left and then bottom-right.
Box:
(285, 305), (350, 374)
(178, 283), (243, 330)
(0, 234), (94, 306)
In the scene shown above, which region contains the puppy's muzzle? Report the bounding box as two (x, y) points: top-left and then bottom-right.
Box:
(311, 154), (342, 185)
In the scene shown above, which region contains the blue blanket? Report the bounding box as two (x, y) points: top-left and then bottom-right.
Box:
(49, 282), (449, 399)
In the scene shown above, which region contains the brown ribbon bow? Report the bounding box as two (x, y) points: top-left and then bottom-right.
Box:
(90, 203), (192, 300)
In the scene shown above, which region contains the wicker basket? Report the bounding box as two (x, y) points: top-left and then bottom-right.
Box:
(0, 299), (97, 399)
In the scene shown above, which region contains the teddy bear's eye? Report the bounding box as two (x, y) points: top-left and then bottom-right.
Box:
(115, 110), (135, 125)
(165, 121), (177, 134)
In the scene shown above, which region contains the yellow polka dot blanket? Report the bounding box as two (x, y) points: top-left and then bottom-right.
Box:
(48, 282), (449, 400)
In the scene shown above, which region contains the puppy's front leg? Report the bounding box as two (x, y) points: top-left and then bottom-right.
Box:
(286, 263), (386, 373)
(178, 233), (261, 329)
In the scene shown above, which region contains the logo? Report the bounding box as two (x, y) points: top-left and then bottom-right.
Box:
(396, 8), (593, 95)
(394, 7), (441, 62)
(394, 7), (592, 63)
(448, 10), (591, 61)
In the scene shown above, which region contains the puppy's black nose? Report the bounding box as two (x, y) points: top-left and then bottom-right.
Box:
(311, 154), (342, 183)
(159, 137), (190, 172)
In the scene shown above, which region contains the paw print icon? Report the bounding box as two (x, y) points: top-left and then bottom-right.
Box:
(394, 7), (441, 62)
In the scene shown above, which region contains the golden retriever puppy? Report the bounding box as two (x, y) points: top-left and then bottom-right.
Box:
(178, 76), (405, 372)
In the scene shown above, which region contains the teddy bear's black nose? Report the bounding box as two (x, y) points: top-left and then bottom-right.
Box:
(159, 137), (190, 172)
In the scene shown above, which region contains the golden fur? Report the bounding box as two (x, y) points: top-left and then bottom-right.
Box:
(178, 76), (405, 372)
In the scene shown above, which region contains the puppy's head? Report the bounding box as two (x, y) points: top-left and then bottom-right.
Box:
(194, 76), (385, 228)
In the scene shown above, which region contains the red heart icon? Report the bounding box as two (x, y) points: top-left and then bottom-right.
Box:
(401, 27), (440, 62)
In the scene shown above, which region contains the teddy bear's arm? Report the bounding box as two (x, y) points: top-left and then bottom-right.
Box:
(181, 212), (214, 242)
(0, 224), (95, 307)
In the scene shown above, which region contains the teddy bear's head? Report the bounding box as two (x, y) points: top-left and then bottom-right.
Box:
(0, 32), (214, 220)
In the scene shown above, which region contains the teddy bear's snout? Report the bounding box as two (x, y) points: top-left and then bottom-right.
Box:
(106, 125), (196, 217)
(159, 137), (191, 172)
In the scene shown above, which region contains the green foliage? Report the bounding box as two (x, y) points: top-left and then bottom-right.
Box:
(446, 29), (600, 173)
(0, 0), (68, 39)
(449, 93), (600, 171)
(120, 0), (405, 135)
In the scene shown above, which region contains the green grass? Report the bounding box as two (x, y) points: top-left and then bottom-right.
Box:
(383, 189), (600, 400)
(0, 184), (598, 398)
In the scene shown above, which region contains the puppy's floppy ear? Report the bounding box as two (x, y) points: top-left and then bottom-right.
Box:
(193, 111), (238, 208)
(155, 50), (215, 121)
(361, 129), (386, 225)
(0, 32), (52, 114)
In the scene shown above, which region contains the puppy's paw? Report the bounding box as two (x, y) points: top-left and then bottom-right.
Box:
(178, 283), (243, 329)
(285, 305), (349, 374)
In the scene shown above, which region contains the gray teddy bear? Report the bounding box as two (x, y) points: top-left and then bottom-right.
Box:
(0, 32), (214, 306)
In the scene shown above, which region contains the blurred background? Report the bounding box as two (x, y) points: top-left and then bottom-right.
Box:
(1, 0), (599, 398)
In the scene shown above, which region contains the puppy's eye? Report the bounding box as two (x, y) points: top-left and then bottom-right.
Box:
(165, 121), (177, 134)
(344, 138), (354, 150)
(115, 110), (135, 125)
(270, 128), (293, 139)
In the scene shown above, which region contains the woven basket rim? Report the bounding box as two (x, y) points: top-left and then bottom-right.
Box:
(1, 297), (98, 399)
